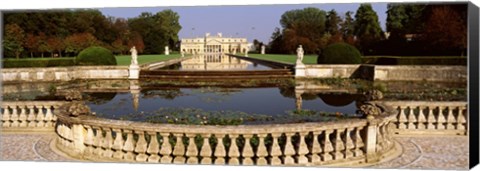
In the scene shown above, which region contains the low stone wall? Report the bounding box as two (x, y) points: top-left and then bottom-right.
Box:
(1, 66), (129, 82)
(381, 101), (468, 135)
(297, 64), (466, 82)
(300, 65), (361, 78)
(1, 101), (66, 131)
(142, 57), (194, 70)
(373, 65), (467, 82)
(54, 102), (397, 166)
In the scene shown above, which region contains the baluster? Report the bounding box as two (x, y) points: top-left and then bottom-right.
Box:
(2, 106), (11, 127)
(27, 105), (36, 127)
(255, 134), (268, 165)
(457, 106), (467, 130)
(397, 106), (407, 129)
(270, 133), (282, 165)
(311, 131), (322, 164)
(92, 127), (104, 156)
(297, 132), (309, 164)
(173, 133), (186, 164)
(241, 134), (254, 165)
(321, 130), (333, 161)
(160, 133), (173, 163)
(436, 106), (446, 129)
(36, 106), (45, 127)
(11, 107), (19, 127)
(185, 134), (199, 164)
(134, 131), (148, 162)
(84, 126), (95, 155)
(353, 127), (364, 157)
(417, 106), (427, 129)
(213, 134), (226, 164)
(446, 107), (456, 130)
(344, 128), (354, 158)
(333, 129), (345, 160)
(200, 134), (212, 164)
(146, 132), (160, 163)
(18, 106), (28, 127)
(45, 105), (54, 127)
(227, 134), (240, 165)
(427, 106), (436, 129)
(122, 130), (136, 161)
(407, 106), (416, 129)
(283, 133), (296, 165)
(102, 128), (114, 158)
(112, 129), (125, 160)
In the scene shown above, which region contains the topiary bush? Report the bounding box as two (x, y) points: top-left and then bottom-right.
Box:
(75, 46), (117, 66)
(317, 43), (362, 64)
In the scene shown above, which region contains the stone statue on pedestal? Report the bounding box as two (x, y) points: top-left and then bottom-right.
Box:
(296, 45), (304, 64)
(261, 45), (265, 54)
(130, 46), (138, 66)
(165, 46), (170, 55)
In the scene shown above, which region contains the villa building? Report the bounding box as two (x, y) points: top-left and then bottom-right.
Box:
(180, 33), (249, 54)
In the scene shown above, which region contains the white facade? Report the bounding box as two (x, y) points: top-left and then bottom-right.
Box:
(180, 33), (249, 54)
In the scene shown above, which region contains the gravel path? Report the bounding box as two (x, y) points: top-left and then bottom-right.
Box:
(0, 133), (469, 170)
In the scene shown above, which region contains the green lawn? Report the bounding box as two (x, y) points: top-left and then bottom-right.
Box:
(115, 54), (182, 66)
(247, 54), (318, 64)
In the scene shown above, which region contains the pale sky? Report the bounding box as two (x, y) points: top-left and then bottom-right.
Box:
(100, 3), (388, 43)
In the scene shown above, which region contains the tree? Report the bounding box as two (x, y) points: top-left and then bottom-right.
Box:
(422, 5), (467, 56)
(24, 33), (39, 58)
(128, 10), (181, 54)
(326, 10), (343, 44)
(268, 27), (285, 54)
(47, 36), (65, 57)
(279, 7), (327, 54)
(65, 33), (99, 56)
(340, 11), (355, 45)
(3, 24), (26, 58)
(386, 4), (426, 41)
(354, 4), (384, 54)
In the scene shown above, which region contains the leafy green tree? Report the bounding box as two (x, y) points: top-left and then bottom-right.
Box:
(386, 4), (426, 41)
(279, 7), (327, 54)
(326, 10), (343, 44)
(3, 24), (26, 58)
(128, 10), (181, 54)
(354, 4), (384, 54)
(267, 27), (285, 54)
(340, 11), (355, 45)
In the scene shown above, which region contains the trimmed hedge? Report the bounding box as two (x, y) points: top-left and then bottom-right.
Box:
(318, 43), (362, 64)
(76, 46), (117, 66)
(2, 58), (75, 68)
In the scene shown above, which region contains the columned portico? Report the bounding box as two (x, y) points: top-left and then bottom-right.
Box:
(181, 33), (248, 54)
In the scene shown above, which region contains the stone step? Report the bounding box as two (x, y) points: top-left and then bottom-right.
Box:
(139, 75), (294, 80)
(140, 69), (293, 76)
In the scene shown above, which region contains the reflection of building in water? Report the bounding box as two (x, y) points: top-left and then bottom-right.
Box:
(181, 54), (251, 70)
(181, 33), (249, 54)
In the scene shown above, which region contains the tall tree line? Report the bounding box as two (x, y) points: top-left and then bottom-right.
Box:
(2, 9), (181, 59)
(268, 3), (467, 56)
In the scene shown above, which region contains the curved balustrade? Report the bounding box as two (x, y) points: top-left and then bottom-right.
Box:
(1, 101), (66, 131)
(54, 103), (397, 166)
(381, 101), (467, 135)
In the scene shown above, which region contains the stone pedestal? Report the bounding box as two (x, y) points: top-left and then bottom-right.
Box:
(261, 45), (265, 54)
(294, 63), (306, 77)
(129, 65), (140, 79)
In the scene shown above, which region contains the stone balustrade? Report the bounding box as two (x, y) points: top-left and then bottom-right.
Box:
(381, 101), (468, 135)
(1, 101), (66, 131)
(54, 103), (397, 166)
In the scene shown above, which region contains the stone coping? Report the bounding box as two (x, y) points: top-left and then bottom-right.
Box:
(56, 101), (397, 135)
(1, 65), (129, 71)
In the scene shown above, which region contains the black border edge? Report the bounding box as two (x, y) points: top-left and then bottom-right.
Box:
(469, 1), (480, 169)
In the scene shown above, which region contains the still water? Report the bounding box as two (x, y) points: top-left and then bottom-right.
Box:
(158, 54), (273, 71)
